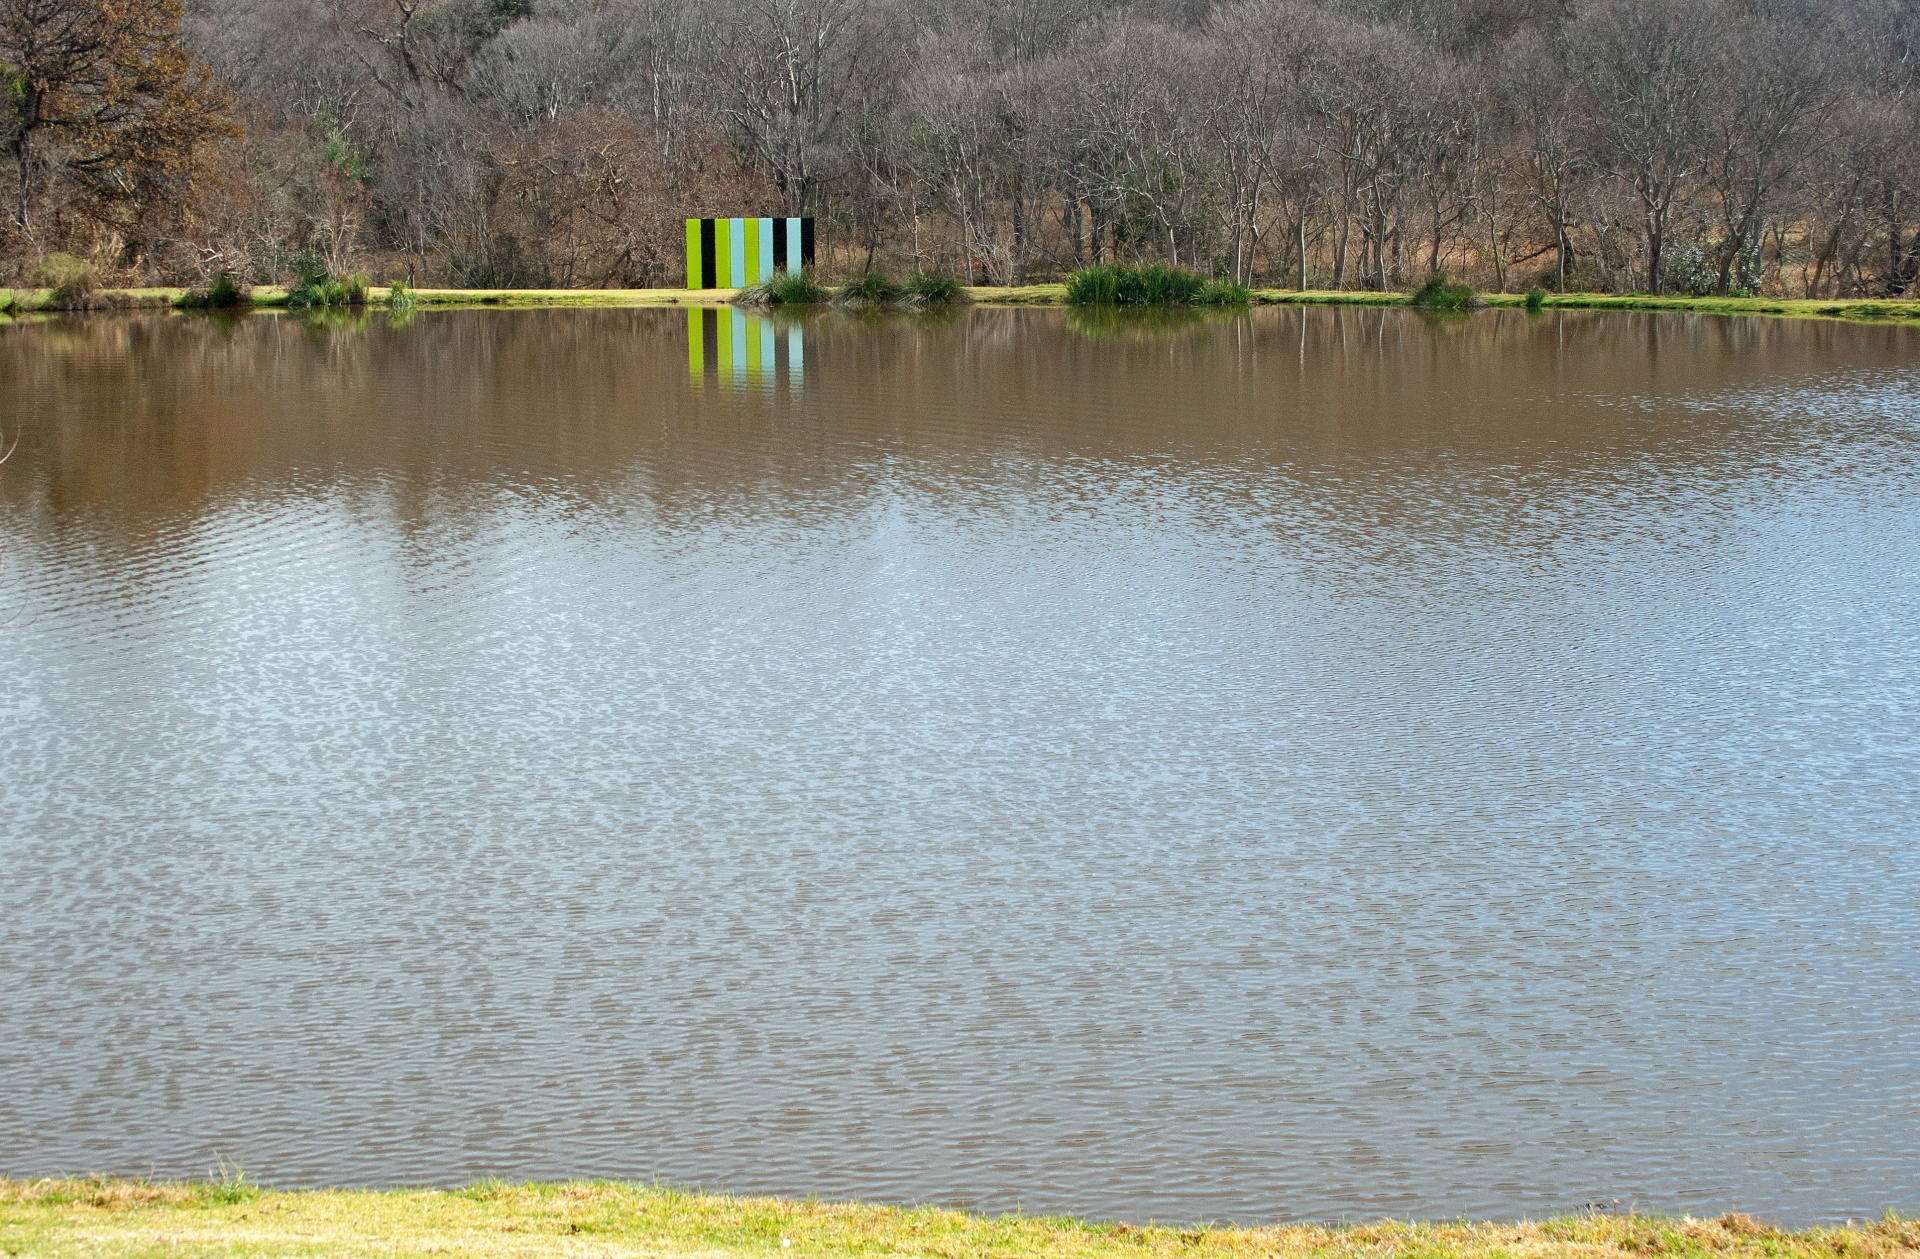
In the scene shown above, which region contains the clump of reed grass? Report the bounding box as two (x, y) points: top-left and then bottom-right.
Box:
(1525, 286), (1548, 311)
(1065, 263), (1248, 307)
(201, 1157), (259, 1207)
(1411, 271), (1476, 310)
(736, 269), (828, 307)
(832, 271), (902, 309)
(739, 268), (962, 311)
(387, 281), (417, 311)
(286, 270), (370, 309)
(900, 271), (967, 309)
(1197, 276), (1251, 305)
(175, 273), (250, 310)
(770, 269), (827, 304)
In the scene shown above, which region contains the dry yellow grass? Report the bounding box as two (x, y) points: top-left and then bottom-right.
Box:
(2, 1180), (1913, 1259)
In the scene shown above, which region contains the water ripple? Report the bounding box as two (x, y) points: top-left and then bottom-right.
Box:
(1, 308), (1916, 1224)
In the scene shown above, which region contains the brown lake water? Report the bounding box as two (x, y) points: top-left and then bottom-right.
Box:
(2, 307), (1917, 1223)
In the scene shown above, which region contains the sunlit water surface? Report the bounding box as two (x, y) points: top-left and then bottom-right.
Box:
(2, 307), (1917, 1223)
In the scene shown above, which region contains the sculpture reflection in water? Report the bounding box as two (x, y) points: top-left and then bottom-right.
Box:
(688, 308), (804, 391)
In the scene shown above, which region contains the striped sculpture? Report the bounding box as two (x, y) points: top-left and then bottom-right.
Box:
(685, 217), (815, 289)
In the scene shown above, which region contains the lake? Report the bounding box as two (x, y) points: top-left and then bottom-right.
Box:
(1, 306), (1916, 1224)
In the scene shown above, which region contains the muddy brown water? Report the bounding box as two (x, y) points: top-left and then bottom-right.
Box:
(2, 307), (1916, 1223)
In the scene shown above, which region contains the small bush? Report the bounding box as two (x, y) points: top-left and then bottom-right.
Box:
(388, 281), (416, 311)
(30, 253), (92, 289)
(33, 253), (98, 310)
(1658, 241), (1747, 296)
(1066, 263), (1245, 307)
(833, 271), (902, 308)
(285, 271), (329, 308)
(175, 274), (250, 310)
(1524, 286), (1547, 311)
(1411, 271), (1475, 310)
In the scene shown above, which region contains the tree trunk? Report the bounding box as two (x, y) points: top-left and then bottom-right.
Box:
(1888, 184), (1903, 296)
(11, 85), (41, 233)
(1645, 203), (1664, 296)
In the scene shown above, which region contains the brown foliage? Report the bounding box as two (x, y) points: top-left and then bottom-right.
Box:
(0, 0), (235, 269)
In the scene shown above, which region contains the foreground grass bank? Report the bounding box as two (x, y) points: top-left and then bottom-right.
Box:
(3, 284), (1917, 324)
(2, 1180), (1914, 1259)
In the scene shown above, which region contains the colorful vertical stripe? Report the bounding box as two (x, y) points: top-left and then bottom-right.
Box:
(688, 305), (704, 383)
(685, 218), (816, 289)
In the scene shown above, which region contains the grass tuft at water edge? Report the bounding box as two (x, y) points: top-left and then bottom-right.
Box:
(174, 274), (250, 310)
(1066, 263), (1249, 307)
(1411, 271), (1476, 310)
(286, 270), (371, 310)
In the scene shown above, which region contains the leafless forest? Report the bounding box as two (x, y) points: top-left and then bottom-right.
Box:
(5, 0), (1920, 295)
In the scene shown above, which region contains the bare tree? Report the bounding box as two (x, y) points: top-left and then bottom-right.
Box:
(708, 0), (900, 213)
(1570, 0), (1714, 294)
(1316, 16), (1435, 290)
(1507, 28), (1583, 290)
(1699, 8), (1835, 295)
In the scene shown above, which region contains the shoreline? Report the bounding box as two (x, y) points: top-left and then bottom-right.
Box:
(2, 285), (1918, 323)
(2, 1179), (1914, 1259)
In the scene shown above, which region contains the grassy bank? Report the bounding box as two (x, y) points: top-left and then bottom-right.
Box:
(0, 285), (725, 312)
(965, 285), (1919, 321)
(1249, 290), (1920, 322)
(3, 284), (1917, 323)
(2, 1179), (1914, 1259)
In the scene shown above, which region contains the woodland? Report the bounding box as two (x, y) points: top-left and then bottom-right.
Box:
(3, 0), (1918, 296)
